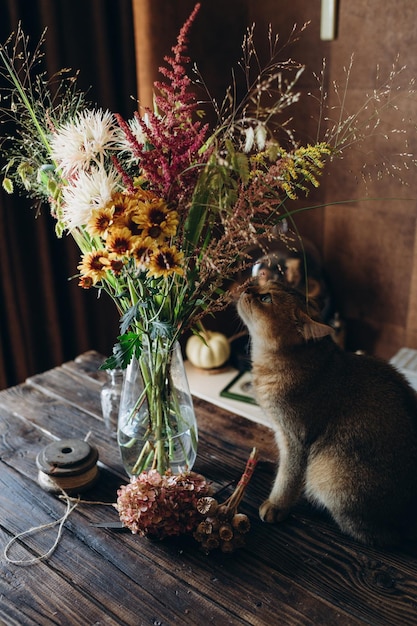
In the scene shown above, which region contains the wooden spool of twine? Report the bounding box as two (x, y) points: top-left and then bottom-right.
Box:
(36, 438), (99, 494)
(3, 438), (103, 566)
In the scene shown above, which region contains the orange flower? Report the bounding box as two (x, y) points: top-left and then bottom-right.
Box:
(131, 243), (154, 270)
(78, 275), (94, 289)
(133, 198), (178, 243)
(100, 253), (125, 275)
(108, 191), (132, 219)
(113, 208), (144, 237)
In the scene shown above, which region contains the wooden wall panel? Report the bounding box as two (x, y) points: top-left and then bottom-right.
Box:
(323, 203), (417, 357)
(245, 0), (417, 358)
(132, 0), (249, 110)
(318, 1), (417, 357)
(405, 220), (417, 343)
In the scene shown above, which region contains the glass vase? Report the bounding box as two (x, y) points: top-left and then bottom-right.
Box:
(100, 368), (123, 438)
(117, 338), (198, 477)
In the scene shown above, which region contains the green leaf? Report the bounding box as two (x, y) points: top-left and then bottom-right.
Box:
(232, 151), (249, 184)
(183, 196), (209, 251)
(100, 332), (142, 370)
(55, 220), (65, 238)
(119, 302), (147, 335)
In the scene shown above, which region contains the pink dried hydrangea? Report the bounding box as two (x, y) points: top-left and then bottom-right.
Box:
(114, 469), (210, 539)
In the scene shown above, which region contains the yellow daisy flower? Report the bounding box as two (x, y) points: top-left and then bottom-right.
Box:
(148, 245), (184, 278)
(128, 187), (160, 205)
(100, 253), (125, 275)
(113, 207), (144, 237)
(131, 242), (154, 270)
(133, 199), (179, 243)
(108, 191), (131, 219)
(109, 190), (160, 237)
(106, 226), (135, 257)
(86, 206), (114, 237)
(112, 188), (159, 223)
(77, 250), (109, 284)
(78, 275), (94, 289)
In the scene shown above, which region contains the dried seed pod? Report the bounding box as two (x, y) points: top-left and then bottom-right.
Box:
(193, 529), (205, 542)
(220, 540), (234, 553)
(203, 535), (220, 551)
(206, 516), (220, 532)
(196, 496), (218, 516)
(216, 504), (231, 521)
(218, 523), (233, 541)
(232, 513), (250, 533)
(193, 448), (258, 554)
(196, 520), (213, 535)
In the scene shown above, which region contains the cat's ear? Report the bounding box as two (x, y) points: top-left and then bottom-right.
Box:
(297, 311), (333, 341)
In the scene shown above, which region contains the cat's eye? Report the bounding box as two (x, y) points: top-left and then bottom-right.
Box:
(260, 293), (272, 303)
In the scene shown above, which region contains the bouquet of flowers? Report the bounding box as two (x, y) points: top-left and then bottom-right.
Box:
(0, 4), (407, 479)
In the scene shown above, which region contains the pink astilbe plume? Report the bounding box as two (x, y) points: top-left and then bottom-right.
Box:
(118, 3), (210, 206)
(111, 154), (135, 193)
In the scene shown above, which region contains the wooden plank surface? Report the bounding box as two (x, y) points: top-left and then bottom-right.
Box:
(1, 351), (417, 625)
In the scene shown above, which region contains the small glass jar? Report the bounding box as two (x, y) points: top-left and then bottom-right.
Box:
(100, 369), (123, 437)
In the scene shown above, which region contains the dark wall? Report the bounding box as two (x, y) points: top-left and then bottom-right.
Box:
(246, 0), (417, 358)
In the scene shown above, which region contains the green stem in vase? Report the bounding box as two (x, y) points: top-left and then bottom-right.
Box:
(131, 440), (154, 475)
(141, 334), (172, 475)
(117, 332), (197, 478)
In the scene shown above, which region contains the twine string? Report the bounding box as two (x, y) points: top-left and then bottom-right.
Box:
(3, 433), (114, 567)
(3, 492), (116, 566)
(3, 492), (80, 566)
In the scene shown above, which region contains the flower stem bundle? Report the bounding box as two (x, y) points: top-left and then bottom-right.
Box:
(194, 447), (258, 553)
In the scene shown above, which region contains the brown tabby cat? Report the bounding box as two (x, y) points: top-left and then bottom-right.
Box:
(237, 279), (417, 546)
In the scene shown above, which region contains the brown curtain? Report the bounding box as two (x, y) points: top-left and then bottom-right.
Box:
(0, 0), (137, 389)
(0, 0), (251, 389)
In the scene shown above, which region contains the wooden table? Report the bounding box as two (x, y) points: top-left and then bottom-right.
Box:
(1, 351), (417, 625)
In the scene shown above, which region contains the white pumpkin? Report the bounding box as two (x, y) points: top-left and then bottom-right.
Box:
(186, 331), (231, 369)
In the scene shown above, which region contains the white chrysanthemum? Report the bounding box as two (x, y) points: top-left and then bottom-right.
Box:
(130, 113), (151, 144)
(51, 109), (119, 176)
(61, 165), (121, 230)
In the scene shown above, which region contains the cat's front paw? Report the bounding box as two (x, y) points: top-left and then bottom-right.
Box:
(259, 499), (289, 523)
